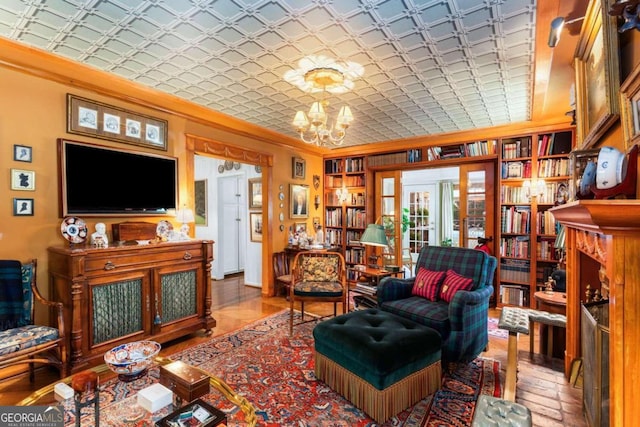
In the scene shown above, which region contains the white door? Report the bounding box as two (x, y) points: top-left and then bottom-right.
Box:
(219, 175), (246, 275)
(403, 183), (437, 251)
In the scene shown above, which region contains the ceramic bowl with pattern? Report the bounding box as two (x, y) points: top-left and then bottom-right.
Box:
(595, 146), (624, 189)
(104, 340), (161, 381)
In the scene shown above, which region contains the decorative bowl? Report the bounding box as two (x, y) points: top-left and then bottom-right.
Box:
(104, 340), (161, 381)
(596, 146), (624, 189)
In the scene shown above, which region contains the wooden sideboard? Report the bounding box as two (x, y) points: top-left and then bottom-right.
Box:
(48, 240), (215, 372)
(550, 200), (640, 427)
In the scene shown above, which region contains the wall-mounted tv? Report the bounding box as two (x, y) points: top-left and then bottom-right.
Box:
(58, 139), (177, 216)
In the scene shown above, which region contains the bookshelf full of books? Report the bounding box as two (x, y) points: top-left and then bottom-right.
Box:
(497, 129), (573, 308)
(324, 156), (367, 267)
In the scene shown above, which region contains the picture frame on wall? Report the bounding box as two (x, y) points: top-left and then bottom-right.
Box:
(67, 94), (168, 151)
(295, 222), (307, 234)
(290, 183), (309, 219)
(194, 179), (207, 226)
(292, 157), (306, 179)
(10, 169), (35, 191)
(249, 212), (263, 242)
(573, 0), (620, 149)
(13, 145), (32, 162)
(619, 61), (640, 149)
(13, 198), (34, 216)
(248, 178), (262, 209)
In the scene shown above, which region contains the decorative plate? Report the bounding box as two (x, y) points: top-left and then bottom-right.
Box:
(218, 164), (225, 173)
(233, 162), (241, 170)
(156, 220), (173, 241)
(61, 217), (88, 244)
(255, 165), (262, 173)
(224, 160), (233, 170)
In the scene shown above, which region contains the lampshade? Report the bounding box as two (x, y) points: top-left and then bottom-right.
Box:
(176, 208), (195, 224)
(359, 223), (389, 247)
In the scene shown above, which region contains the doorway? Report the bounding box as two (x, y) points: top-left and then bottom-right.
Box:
(218, 175), (246, 275)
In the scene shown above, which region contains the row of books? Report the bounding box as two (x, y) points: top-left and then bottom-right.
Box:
(325, 228), (343, 246)
(326, 191), (365, 206)
(536, 210), (557, 235)
(325, 208), (343, 227)
(465, 140), (497, 156)
(500, 259), (530, 283)
(368, 151), (407, 167)
(325, 175), (365, 187)
(499, 236), (530, 258)
(500, 285), (529, 306)
(345, 157), (365, 173)
(502, 137), (532, 159)
(537, 158), (569, 177)
(502, 161), (532, 179)
(537, 131), (572, 157)
(500, 186), (530, 204)
(407, 149), (422, 163)
(346, 230), (363, 243)
(536, 238), (559, 260)
(345, 247), (365, 264)
(501, 206), (531, 234)
(346, 208), (367, 228)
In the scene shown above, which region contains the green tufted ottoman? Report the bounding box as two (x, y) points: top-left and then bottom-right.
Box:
(313, 308), (442, 423)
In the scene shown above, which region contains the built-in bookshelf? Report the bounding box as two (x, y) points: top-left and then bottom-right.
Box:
(324, 156), (367, 267)
(497, 129), (573, 308)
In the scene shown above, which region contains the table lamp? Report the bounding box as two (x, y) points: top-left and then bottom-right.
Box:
(360, 223), (389, 268)
(176, 207), (195, 235)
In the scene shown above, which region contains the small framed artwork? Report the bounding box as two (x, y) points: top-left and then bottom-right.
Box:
(248, 178), (262, 209)
(292, 157), (306, 179)
(619, 61), (640, 148)
(10, 169), (35, 191)
(13, 198), (34, 216)
(290, 183), (309, 219)
(194, 179), (207, 226)
(13, 145), (32, 162)
(295, 222), (307, 234)
(249, 212), (263, 242)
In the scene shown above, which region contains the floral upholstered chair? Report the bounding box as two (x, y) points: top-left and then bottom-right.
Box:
(0, 259), (67, 380)
(289, 251), (347, 335)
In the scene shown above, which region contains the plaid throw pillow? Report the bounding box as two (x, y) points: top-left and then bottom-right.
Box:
(439, 269), (474, 303)
(412, 267), (446, 301)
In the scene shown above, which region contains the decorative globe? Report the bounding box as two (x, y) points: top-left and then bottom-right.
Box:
(104, 340), (161, 381)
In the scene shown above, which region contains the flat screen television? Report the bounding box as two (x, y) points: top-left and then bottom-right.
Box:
(58, 139), (177, 216)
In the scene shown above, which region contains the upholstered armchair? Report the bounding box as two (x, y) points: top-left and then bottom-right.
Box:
(289, 251), (347, 335)
(0, 259), (68, 380)
(378, 246), (496, 364)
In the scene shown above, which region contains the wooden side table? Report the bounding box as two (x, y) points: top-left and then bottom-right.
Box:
(347, 266), (404, 311)
(533, 291), (567, 358)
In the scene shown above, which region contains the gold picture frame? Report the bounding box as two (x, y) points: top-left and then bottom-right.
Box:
(292, 157), (306, 179)
(194, 179), (207, 226)
(573, 0), (620, 149)
(290, 184), (309, 219)
(619, 61), (640, 149)
(249, 212), (263, 242)
(248, 178), (262, 209)
(67, 94), (168, 151)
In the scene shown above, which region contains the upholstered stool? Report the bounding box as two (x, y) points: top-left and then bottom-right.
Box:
(498, 307), (530, 401)
(528, 310), (567, 357)
(472, 395), (532, 426)
(313, 308), (442, 423)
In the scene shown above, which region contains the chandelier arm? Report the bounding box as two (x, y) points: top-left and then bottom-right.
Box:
(298, 130), (321, 146)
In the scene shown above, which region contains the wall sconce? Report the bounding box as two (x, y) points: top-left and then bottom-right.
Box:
(522, 179), (545, 201)
(314, 195), (320, 210)
(548, 16), (585, 47)
(335, 185), (349, 204)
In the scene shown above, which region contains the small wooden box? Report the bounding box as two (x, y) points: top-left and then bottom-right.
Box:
(112, 221), (157, 242)
(159, 361), (210, 402)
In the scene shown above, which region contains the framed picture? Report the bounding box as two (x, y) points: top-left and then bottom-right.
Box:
(10, 169), (35, 191)
(67, 94), (168, 150)
(292, 157), (306, 179)
(249, 212), (263, 242)
(290, 183), (309, 219)
(13, 145), (32, 162)
(13, 198), (34, 216)
(156, 398), (226, 427)
(248, 178), (262, 209)
(619, 61), (640, 149)
(573, 0), (620, 149)
(295, 222), (307, 234)
(195, 179), (207, 226)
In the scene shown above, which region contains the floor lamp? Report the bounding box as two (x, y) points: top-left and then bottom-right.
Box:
(359, 222), (389, 269)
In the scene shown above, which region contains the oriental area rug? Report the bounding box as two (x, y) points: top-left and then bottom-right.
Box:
(68, 310), (501, 426)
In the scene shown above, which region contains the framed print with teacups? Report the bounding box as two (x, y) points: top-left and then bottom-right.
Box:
(67, 94), (168, 150)
(619, 61), (640, 148)
(13, 198), (33, 216)
(573, 0), (620, 149)
(248, 178), (262, 209)
(290, 183), (309, 219)
(249, 212), (263, 242)
(13, 145), (32, 162)
(10, 169), (35, 191)
(292, 157), (306, 179)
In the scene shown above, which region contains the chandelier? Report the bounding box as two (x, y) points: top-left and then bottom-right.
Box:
(284, 56), (364, 146)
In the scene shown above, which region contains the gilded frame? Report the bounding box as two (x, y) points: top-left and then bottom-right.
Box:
(619, 61), (640, 149)
(248, 178), (262, 209)
(249, 212), (263, 242)
(194, 179), (207, 226)
(573, 0), (620, 149)
(290, 183), (309, 219)
(67, 94), (168, 150)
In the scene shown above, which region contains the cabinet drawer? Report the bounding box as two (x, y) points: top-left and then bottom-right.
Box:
(84, 245), (203, 274)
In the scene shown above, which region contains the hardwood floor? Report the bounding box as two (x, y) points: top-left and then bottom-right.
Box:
(0, 273), (586, 426)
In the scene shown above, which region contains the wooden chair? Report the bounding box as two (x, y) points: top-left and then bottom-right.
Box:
(289, 251), (347, 335)
(272, 251), (292, 298)
(0, 259), (68, 380)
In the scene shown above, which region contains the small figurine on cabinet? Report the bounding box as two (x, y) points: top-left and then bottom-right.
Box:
(90, 222), (109, 248)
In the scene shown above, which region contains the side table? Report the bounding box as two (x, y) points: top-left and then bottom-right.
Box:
(347, 266), (404, 311)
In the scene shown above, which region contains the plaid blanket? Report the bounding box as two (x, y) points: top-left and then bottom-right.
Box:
(0, 260), (26, 330)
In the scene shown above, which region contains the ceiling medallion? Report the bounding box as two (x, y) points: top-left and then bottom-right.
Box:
(285, 56), (364, 147)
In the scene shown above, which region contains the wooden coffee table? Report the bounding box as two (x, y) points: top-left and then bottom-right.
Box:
(18, 356), (257, 426)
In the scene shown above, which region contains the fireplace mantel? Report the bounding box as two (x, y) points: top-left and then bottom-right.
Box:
(550, 200), (640, 427)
